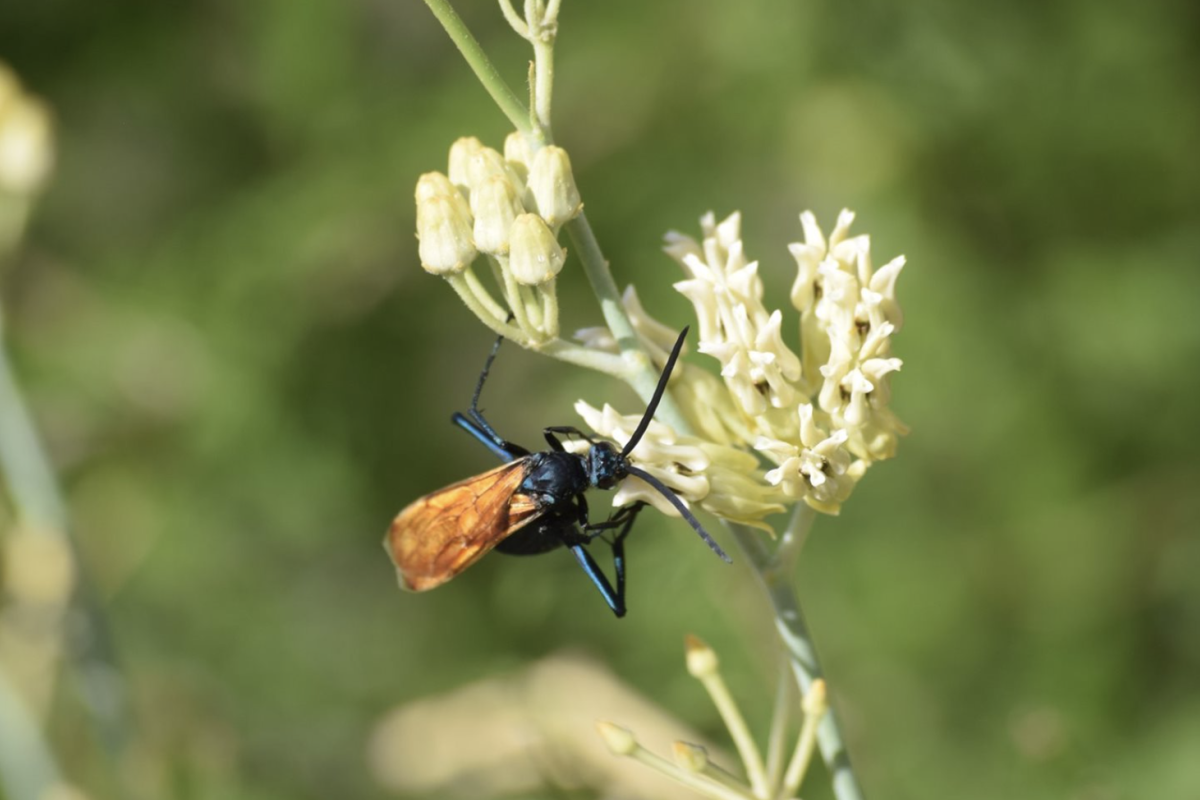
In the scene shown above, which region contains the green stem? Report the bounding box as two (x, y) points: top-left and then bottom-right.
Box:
(446, 272), (524, 341)
(726, 516), (865, 800)
(422, 0), (532, 136)
(497, 0), (529, 37)
(531, 36), (555, 132)
(764, 653), (792, 790)
(628, 744), (754, 800)
(564, 213), (691, 422)
(535, 338), (629, 378)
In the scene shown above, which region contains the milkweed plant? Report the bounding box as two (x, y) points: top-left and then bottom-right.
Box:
(413, 2), (908, 799)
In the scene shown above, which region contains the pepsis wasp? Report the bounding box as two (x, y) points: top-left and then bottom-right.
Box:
(384, 327), (729, 617)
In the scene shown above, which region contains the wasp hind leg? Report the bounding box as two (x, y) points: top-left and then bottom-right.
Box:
(568, 544), (626, 618)
(567, 503), (644, 619)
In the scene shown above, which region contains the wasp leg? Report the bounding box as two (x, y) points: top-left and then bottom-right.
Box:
(463, 333), (509, 449)
(451, 335), (531, 461)
(583, 502), (644, 541)
(568, 542), (626, 618)
(542, 425), (596, 451)
(451, 412), (529, 461)
(567, 503), (643, 618)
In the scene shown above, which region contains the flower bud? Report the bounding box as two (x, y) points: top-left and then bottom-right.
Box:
(671, 741), (709, 773)
(471, 174), (524, 255)
(0, 69), (53, 195)
(503, 131), (532, 182)
(465, 146), (512, 194)
(803, 678), (828, 717)
(595, 721), (638, 755)
(416, 194), (476, 275)
(684, 634), (718, 677)
(447, 136), (484, 189)
(507, 213), (564, 285)
(527, 145), (581, 226)
(415, 171), (471, 222)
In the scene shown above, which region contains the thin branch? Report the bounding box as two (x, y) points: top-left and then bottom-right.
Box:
(764, 653), (792, 790)
(535, 338), (630, 378)
(497, 0), (529, 38)
(564, 213), (693, 425)
(423, 0), (532, 135)
(726, 521), (865, 800)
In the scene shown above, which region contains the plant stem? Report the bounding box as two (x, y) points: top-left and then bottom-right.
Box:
(422, 0), (533, 137)
(536, 338), (629, 378)
(531, 36), (555, 131)
(726, 515), (865, 800)
(696, 668), (769, 798)
(629, 744), (754, 800)
(764, 654), (792, 790)
(563, 212), (693, 420)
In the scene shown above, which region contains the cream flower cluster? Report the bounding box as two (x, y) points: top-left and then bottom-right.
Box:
(577, 210), (906, 518)
(414, 134), (582, 343)
(568, 402), (784, 529)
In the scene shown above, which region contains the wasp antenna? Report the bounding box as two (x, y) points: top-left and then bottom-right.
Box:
(625, 465), (731, 563)
(622, 327), (690, 458)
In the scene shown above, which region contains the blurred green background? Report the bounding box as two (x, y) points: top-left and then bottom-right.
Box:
(2, 0), (1199, 798)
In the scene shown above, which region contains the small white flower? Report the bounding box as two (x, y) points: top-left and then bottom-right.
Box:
(756, 405), (865, 514)
(788, 209), (908, 462)
(669, 212), (804, 417)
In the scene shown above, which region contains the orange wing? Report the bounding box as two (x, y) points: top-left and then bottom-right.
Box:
(385, 460), (543, 592)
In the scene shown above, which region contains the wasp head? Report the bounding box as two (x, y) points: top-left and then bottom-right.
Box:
(586, 441), (626, 489)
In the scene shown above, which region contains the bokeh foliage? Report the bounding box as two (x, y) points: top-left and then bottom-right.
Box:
(2, 0), (1198, 798)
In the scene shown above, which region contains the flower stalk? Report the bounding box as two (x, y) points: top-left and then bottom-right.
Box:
(601, 637), (834, 800)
